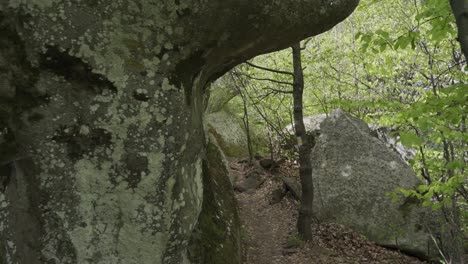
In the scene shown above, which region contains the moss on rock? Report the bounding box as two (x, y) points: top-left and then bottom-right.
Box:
(187, 136), (241, 264)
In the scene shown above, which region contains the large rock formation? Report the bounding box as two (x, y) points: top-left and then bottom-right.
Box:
(284, 114), (415, 162)
(188, 135), (241, 264)
(206, 110), (249, 158)
(311, 109), (437, 258)
(0, 1), (359, 263)
(205, 77), (239, 114)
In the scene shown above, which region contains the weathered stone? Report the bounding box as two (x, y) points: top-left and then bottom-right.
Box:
(188, 135), (241, 264)
(259, 158), (275, 169)
(285, 114), (327, 133)
(205, 77), (239, 114)
(282, 176), (302, 200)
(270, 187), (287, 205)
(234, 171), (265, 193)
(0, 1), (359, 263)
(285, 114), (415, 162)
(368, 124), (416, 162)
(206, 110), (249, 158)
(311, 109), (438, 258)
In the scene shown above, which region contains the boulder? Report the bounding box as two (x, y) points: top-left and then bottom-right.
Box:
(234, 170), (265, 193)
(284, 114), (415, 162)
(311, 109), (438, 258)
(205, 77), (239, 114)
(270, 187), (287, 205)
(284, 114), (327, 133)
(206, 110), (248, 158)
(281, 176), (302, 200)
(368, 124), (416, 162)
(188, 136), (241, 264)
(259, 158), (275, 169)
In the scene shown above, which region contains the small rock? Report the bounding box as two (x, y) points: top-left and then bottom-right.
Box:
(270, 187), (286, 204)
(282, 248), (298, 256)
(259, 158), (275, 169)
(234, 171), (265, 192)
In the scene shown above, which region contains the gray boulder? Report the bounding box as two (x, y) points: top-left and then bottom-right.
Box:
(311, 109), (438, 258)
(234, 170), (265, 192)
(205, 77), (239, 114)
(206, 110), (249, 158)
(284, 114), (415, 162)
(368, 124), (416, 162)
(284, 114), (327, 133)
(281, 176), (302, 200)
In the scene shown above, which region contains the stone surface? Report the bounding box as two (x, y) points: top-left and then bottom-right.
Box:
(311, 109), (438, 258)
(368, 124), (416, 162)
(285, 114), (415, 162)
(270, 187), (286, 205)
(282, 176), (302, 200)
(285, 114), (327, 133)
(205, 77), (239, 114)
(0, 1), (358, 263)
(188, 135), (241, 264)
(259, 158), (275, 169)
(234, 170), (265, 193)
(206, 110), (249, 158)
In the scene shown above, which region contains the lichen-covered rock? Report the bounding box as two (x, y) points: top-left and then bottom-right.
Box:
(0, 1), (358, 263)
(187, 135), (241, 264)
(311, 109), (438, 258)
(206, 110), (249, 158)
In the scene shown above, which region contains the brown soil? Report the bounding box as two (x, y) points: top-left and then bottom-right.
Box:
(231, 159), (426, 264)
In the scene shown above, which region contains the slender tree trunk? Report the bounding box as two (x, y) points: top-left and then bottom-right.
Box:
(240, 90), (254, 163)
(450, 0), (468, 66)
(292, 43), (314, 240)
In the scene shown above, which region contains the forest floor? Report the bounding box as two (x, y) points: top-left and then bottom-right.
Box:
(230, 158), (427, 264)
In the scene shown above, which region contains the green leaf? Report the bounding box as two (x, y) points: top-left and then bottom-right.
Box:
(395, 36), (411, 49)
(431, 202), (443, 210)
(446, 160), (463, 170)
(376, 29), (390, 39)
(399, 132), (424, 147)
(417, 185), (429, 193)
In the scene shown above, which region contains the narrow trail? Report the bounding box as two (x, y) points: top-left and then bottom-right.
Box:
(231, 159), (427, 264)
(237, 179), (300, 264)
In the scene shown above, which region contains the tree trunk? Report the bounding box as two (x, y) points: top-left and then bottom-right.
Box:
(450, 0), (468, 66)
(237, 85), (254, 163)
(0, 1), (358, 263)
(292, 43), (314, 240)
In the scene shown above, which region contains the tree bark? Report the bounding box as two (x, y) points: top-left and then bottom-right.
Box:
(292, 43), (314, 240)
(0, 1), (358, 263)
(450, 0), (468, 66)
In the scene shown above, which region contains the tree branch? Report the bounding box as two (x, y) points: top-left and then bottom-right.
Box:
(262, 87), (293, 94)
(244, 61), (294, 76)
(234, 72), (294, 86)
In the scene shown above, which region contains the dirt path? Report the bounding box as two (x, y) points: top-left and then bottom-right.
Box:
(237, 179), (299, 264)
(232, 160), (427, 264)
